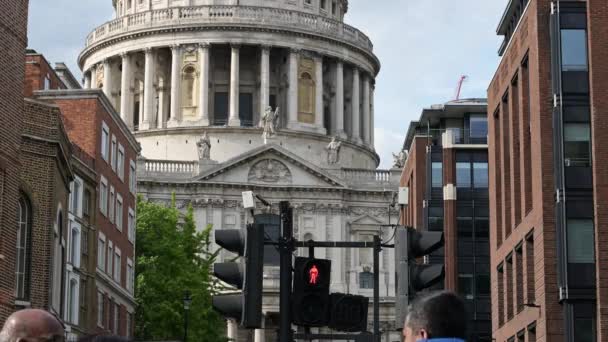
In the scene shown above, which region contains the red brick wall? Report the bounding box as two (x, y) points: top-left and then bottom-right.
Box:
(24, 54), (66, 97)
(0, 0), (29, 322)
(20, 99), (71, 315)
(487, 0), (562, 340)
(587, 0), (608, 339)
(399, 136), (428, 229)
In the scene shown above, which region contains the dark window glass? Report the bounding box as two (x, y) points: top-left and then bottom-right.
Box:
(432, 162), (443, 188)
(469, 115), (488, 140)
(213, 92), (229, 125)
(239, 93), (253, 126)
(475, 217), (490, 238)
(428, 217), (444, 231)
(458, 274), (474, 299)
(457, 217), (473, 238)
(564, 123), (591, 167)
(476, 274), (491, 295)
(456, 162), (471, 188)
(458, 240), (474, 257)
(561, 29), (588, 71)
(567, 219), (595, 263)
(574, 318), (594, 342)
(359, 271), (373, 289)
(473, 163), (489, 188)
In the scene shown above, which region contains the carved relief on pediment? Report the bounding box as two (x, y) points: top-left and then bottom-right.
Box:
(248, 159), (293, 184)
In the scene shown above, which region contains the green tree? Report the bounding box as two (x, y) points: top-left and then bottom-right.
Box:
(135, 196), (227, 342)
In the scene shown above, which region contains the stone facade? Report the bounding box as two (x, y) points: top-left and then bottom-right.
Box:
(80, 0), (396, 340)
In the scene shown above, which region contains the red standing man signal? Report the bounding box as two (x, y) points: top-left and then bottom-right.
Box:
(309, 264), (319, 285)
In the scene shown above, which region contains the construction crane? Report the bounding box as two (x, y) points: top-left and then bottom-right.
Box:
(453, 75), (468, 101)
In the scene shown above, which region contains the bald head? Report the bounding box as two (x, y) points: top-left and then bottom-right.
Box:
(0, 309), (64, 342)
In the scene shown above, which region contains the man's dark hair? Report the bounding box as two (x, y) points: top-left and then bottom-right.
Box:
(405, 291), (468, 339)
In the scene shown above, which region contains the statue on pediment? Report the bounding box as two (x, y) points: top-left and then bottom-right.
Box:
(261, 106), (280, 144)
(196, 131), (211, 161)
(392, 149), (408, 169)
(326, 137), (342, 165)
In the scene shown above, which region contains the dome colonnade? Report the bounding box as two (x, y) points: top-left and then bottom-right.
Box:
(79, 1), (379, 150)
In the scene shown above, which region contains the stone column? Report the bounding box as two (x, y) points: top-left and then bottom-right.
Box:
(259, 45), (271, 123)
(370, 84), (375, 147)
(102, 59), (112, 101)
(90, 65), (98, 89)
(198, 43), (210, 126)
(167, 45), (182, 128)
(157, 78), (167, 129)
(84, 71), (91, 89)
(228, 44), (241, 127)
(140, 48), (156, 130)
(335, 60), (345, 138)
(351, 67), (361, 143)
(120, 52), (133, 127)
(362, 73), (371, 145)
(314, 54), (326, 135)
(287, 49), (299, 130)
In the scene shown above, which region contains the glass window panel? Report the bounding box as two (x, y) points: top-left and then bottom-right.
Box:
(432, 162), (443, 188)
(475, 217), (490, 238)
(360, 272), (373, 289)
(567, 219), (595, 263)
(561, 29), (588, 71)
(458, 274), (474, 299)
(457, 217), (473, 238)
(428, 217), (443, 231)
(456, 162), (471, 188)
(476, 274), (491, 295)
(574, 318), (594, 342)
(469, 115), (488, 139)
(473, 163), (489, 188)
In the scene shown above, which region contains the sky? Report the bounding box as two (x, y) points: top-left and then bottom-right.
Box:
(27, 0), (507, 169)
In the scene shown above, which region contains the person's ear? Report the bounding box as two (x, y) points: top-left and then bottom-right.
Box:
(417, 328), (429, 340)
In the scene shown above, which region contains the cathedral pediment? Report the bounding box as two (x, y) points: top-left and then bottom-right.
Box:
(350, 214), (385, 226)
(195, 144), (347, 188)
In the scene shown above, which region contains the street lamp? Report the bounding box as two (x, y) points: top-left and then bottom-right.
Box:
(183, 290), (192, 342)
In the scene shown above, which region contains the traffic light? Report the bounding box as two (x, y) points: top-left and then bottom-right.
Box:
(328, 293), (369, 332)
(394, 226), (444, 330)
(212, 223), (264, 328)
(292, 257), (331, 327)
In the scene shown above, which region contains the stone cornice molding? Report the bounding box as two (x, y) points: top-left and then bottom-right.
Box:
(79, 20), (380, 75)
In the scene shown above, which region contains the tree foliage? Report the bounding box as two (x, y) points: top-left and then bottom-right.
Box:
(134, 196), (227, 342)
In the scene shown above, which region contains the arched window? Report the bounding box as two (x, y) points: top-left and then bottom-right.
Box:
(15, 195), (32, 300)
(181, 65), (197, 109)
(68, 278), (78, 324)
(298, 71), (315, 124)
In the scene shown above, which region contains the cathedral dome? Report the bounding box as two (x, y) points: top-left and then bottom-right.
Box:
(80, 0), (379, 169)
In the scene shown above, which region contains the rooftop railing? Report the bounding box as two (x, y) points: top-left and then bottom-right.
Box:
(83, 5), (373, 53)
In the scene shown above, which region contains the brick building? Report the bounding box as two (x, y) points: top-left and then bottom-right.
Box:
(0, 0), (29, 321)
(35, 89), (141, 338)
(399, 99), (491, 341)
(488, 0), (608, 341)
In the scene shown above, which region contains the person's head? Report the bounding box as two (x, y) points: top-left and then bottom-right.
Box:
(0, 309), (65, 342)
(402, 291), (468, 342)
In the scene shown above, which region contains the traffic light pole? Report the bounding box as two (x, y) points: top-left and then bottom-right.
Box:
(279, 201), (294, 342)
(373, 235), (381, 342)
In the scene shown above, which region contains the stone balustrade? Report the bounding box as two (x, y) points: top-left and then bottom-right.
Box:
(84, 5), (373, 53)
(140, 159), (200, 179)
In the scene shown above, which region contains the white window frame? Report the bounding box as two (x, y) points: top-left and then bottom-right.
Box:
(101, 121), (110, 162)
(109, 186), (115, 224)
(97, 291), (104, 327)
(97, 233), (106, 271)
(65, 275), (79, 324)
(114, 247), (122, 283)
(113, 302), (120, 334)
(99, 176), (108, 217)
(69, 220), (81, 268)
(108, 241), (114, 277)
(116, 194), (123, 232)
(129, 159), (136, 195)
(128, 207), (135, 244)
(127, 258), (134, 293)
(117, 144), (125, 181)
(69, 177), (83, 218)
(111, 135), (117, 172)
